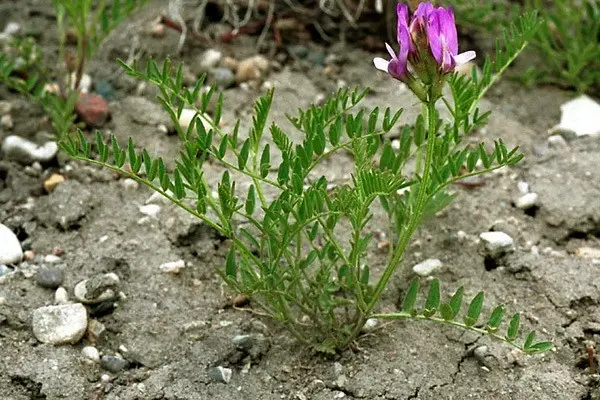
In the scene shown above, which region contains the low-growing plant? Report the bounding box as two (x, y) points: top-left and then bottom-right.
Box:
(522, 0), (600, 93)
(55, 2), (552, 354)
(0, 0), (148, 137)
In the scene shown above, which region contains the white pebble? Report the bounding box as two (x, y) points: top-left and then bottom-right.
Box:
(547, 135), (567, 148)
(479, 231), (514, 257)
(178, 109), (213, 132)
(0, 223), (23, 265)
(54, 287), (69, 304)
(1, 114), (13, 130)
(551, 95), (600, 137)
(517, 181), (529, 194)
(412, 258), (443, 277)
(43, 254), (61, 263)
(159, 259), (186, 273)
(120, 178), (140, 190)
(199, 49), (222, 71)
(139, 204), (161, 217)
(515, 193), (538, 210)
(82, 346), (100, 363)
(32, 303), (88, 344)
(361, 318), (378, 333)
(2, 135), (58, 164)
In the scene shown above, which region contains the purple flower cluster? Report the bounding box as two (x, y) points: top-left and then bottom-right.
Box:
(374, 2), (475, 91)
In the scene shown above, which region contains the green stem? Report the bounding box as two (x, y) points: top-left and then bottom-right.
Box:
(342, 94), (438, 348)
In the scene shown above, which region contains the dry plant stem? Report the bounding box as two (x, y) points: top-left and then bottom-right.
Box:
(342, 90), (438, 348)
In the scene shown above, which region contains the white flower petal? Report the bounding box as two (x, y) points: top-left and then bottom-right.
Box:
(453, 51), (476, 66)
(373, 57), (390, 72)
(385, 43), (398, 60)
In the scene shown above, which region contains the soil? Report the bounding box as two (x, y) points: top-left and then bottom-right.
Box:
(1, 1), (600, 399)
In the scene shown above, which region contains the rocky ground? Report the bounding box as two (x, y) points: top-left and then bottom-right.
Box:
(2, 1), (600, 399)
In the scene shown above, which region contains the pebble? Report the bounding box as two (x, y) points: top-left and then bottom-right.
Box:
(75, 93), (109, 127)
(43, 254), (61, 263)
(178, 108), (213, 132)
(87, 319), (107, 342)
(101, 355), (129, 373)
(95, 80), (116, 101)
(1, 135), (59, 164)
(232, 334), (254, 350)
(236, 55), (269, 84)
(1, 114), (13, 129)
(55, 287), (69, 304)
(23, 250), (35, 261)
(32, 303), (88, 344)
(515, 192), (538, 210)
(479, 231), (514, 257)
(43, 173), (65, 193)
(120, 178), (139, 190)
(35, 266), (65, 289)
(547, 135), (567, 148)
(0, 224), (22, 265)
(139, 204), (161, 217)
(159, 259), (186, 273)
(412, 258), (443, 277)
(209, 67), (236, 88)
(575, 247), (600, 259)
(74, 273), (119, 304)
(551, 95), (600, 137)
(71, 72), (92, 93)
(208, 366), (232, 383)
(82, 346), (100, 363)
(196, 49), (222, 73)
(361, 318), (378, 333)
(517, 181), (529, 194)
(0, 101), (11, 115)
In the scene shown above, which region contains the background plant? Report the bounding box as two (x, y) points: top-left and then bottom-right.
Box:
(57, 6), (551, 355)
(0, 0), (148, 138)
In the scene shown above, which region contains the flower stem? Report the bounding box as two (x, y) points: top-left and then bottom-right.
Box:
(342, 92), (438, 348)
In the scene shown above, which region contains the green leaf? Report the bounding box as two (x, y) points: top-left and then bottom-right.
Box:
(238, 139), (250, 170)
(245, 184), (256, 215)
(506, 313), (520, 342)
(225, 246), (237, 279)
(525, 341), (553, 354)
(440, 303), (454, 321)
(486, 305), (505, 333)
(414, 114), (426, 146)
(523, 330), (536, 350)
(173, 169), (185, 199)
(402, 277), (420, 313)
(360, 265), (370, 285)
(449, 286), (464, 319)
(424, 279), (440, 317)
(260, 144), (270, 178)
(463, 291), (484, 327)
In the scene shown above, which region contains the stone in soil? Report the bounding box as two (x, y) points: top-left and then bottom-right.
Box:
(236, 55), (269, 84)
(54, 287), (69, 304)
(178, 108), (213, 132)
(82, 346), (100, 363)
(551, 95), (600, 137)
(412, 258), (443, 277)
(232, 334), (254, 351)
(0, 223), (22, 265)
(35, 266), (65, 289)
(101, 355), (129, 373)
(87, 319), (107, 342)
(43, 173), (66, 193)
(75, 93), (109, 127)
(74, 273), (119, 304)
(159, 259), (185, 273)
(209, 67), (236, 88)
(1, 135), (58, 165)
(515, 192), (538, 210)
(479, 231), (514, 258)
(193, 49), (222, 74)
(32, 303), (88, 344)
(208, 366), (232, 383)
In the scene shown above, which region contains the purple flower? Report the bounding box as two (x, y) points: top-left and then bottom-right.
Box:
(374, 2), (476, 80)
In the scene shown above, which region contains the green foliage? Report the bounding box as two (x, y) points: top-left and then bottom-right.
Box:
(375, 279), (552, 354)
(523, 0), (600, 93)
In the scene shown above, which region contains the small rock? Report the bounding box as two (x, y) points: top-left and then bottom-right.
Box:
(221, 56), (239, 71)
(82, 346), (100, 363)
(517, 181), (529, 194)
(32, 303), (88, 344)
(55, 287), (69, 304)
(0, 224), (22, 265)
(208, 366), (232, 384)
(95, 80), (116, 101)
(71, 72), (92, 93)
(209, 67), (236, 88)
(74, 273), (119, 304)
(178, 108), (213, 132)
(159, 259), (186, 273)
(575, 247), (600, 259)
(87, 319), (107, 342)
(2, 22), (21, 38)
(148, 22), (165, 37)
(196, 49), (222, 73)
(139, 204), (161, 217)
(35, 267), (65, 289)
(515, 192), (538, 210)
(0, 101), (12, 114)
(1, 114), (13, 130)
(412, 259), (443, 277)
(1, 135), (58, 164)
(23, 250), (35, 261)
(75, 93), (109, 127)
(551, 95), (600, 137)
(43, 254), (61, 263)
(361, 318), (377, 333)
(43, 173), (66, 193)
(547, 135), (567, 148)
(0, 264), (14, 277)
(236, 55), (269, 84)
(120, 178), (139, 190)
(101, 355), (129, 373)
(479, 231), (514, 258)
(232, 334), (254, 350)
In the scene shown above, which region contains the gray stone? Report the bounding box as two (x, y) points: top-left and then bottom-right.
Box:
(208, 366), (232, 383)
(0, 223), (22, 265)
(32, 303), (88, 344)
(0, 264), (14, 277)
(101, 355), (129, 373)
(35, 266), (65, 289)
(479, 231), (514, 258)
(194, 49), (222, 74)
(232, 334), (254, 350)
(515, 193), (538, 210)
(209, 67), (236, 88)
(1, 135), (58, 164)
(74, 273), (119, 304)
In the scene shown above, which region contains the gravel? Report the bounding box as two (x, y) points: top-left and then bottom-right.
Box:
(0, 223), (23, 265)
(35, 266), (65, 289)
(32, 303), (88, 344)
